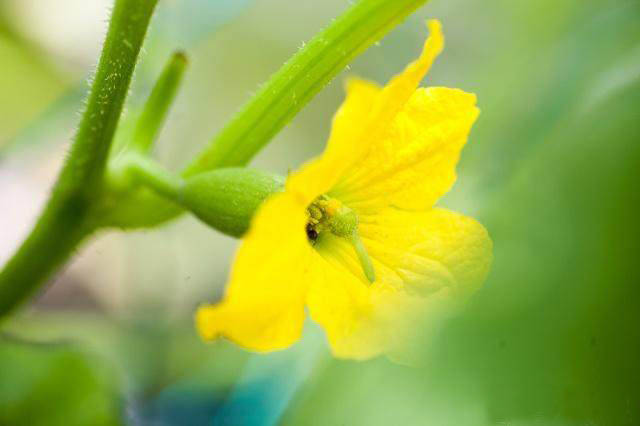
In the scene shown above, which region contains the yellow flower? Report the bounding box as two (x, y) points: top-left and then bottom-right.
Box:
(196, 20), (492, 360)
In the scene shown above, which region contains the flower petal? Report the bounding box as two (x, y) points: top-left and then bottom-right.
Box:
(305, 232), (431, 360)
(363, 19), (444, 139)
(306, 207), (491, 360)
(332, 87), (479, 214)
(196, 192), (313, 352)
(306, 242), (444, 361)
(286, 78), (380, 201)
(306, 248), (389, 360)
(294, 20), (445, 204)
(359, 207), (493, 297)
(324, 78), (381, 167)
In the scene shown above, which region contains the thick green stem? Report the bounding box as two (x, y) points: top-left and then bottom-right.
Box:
(184, 0), (429, 175)
(0, 0), (158, 318)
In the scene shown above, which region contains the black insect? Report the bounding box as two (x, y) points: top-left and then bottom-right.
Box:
(306, 223), (318, 241)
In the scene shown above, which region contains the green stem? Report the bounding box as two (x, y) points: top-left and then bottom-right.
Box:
(0, 0), (158, 318)
(184, 0), (429, 175)
(127, 154), (184, 201)
(132, 51), (188, 153)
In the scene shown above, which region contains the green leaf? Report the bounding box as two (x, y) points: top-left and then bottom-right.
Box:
(0, 336), (122, 426)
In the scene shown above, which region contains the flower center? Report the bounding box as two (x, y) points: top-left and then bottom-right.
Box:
(306, 197), (357, 242)
(306, 196), (375, 283)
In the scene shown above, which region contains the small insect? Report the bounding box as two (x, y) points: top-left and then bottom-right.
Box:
(306, 223), (318, 241)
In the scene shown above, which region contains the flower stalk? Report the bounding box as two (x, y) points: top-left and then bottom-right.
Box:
(123, 154), (284, 238)
(126, 154), (185, 202)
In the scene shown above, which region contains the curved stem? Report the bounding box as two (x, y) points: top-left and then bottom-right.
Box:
(0, 0), (158, 318)
(127, 154), (185, 201)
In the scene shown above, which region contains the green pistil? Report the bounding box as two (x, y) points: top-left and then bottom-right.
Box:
(350, 232), (376, 283)
(327, 207), (358, 237)
(306, 197), (376, 283)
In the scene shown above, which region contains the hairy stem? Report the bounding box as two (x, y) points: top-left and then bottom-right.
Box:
(184, 0), (429, 175)
(0, 0), (158, 318)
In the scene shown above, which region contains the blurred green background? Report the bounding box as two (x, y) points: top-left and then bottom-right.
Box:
(1, 0), (639, 425)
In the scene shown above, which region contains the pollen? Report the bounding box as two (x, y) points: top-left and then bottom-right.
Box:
(325, 199), (342, 216)
(305, 197), (354, 242)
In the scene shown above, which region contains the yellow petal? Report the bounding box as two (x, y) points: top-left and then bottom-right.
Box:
(306, 207), (491, 360)
(292, 20), (445, 205)
(364, 19), (444, 139)
(306, 245), (389, 360)
(308, 263), (454, 362)
(324, 20), (480, 213)
(286, 78), (380, 202)
(360, 207), (493, 297)
(331, 86), (479, 214)
(324, 78), (381, 168)
(196, 192), (313, 352)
